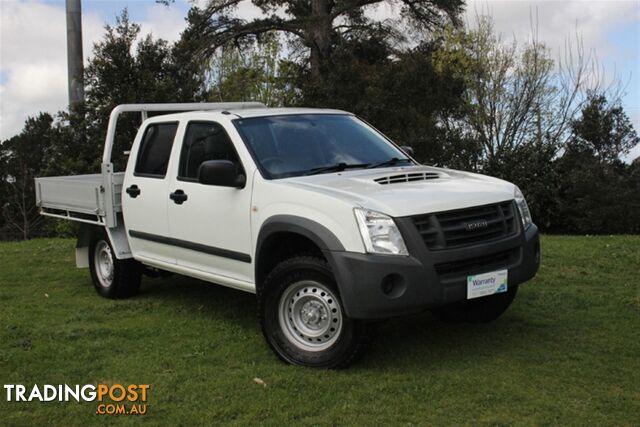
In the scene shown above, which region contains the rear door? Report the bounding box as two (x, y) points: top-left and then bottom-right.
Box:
(166, 120), (253, 282)
(122, 121), (179, 265)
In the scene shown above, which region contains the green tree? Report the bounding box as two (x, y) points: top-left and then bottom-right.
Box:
(554, 96), (640, 233)
(171, 1), (470, 167)
(433, 16), (590, 164)
(569, 94), (639, 163)
(0, 114), (58, 239)
(298, 35), (471, 167)
(431, 15), (611, 230)
(85, 9), (206, 170)
(177, 0), (464, 79)
(0, 10), (210, 240)
(207, 32), (297, 105)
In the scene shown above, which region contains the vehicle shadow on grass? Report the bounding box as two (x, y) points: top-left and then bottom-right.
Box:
(138, 275), (256, 319)
(361, 307), (542, 370)
(137, 276), (540, 370)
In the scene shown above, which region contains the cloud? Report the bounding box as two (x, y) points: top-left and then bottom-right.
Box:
(464, 0), (640, 159)
(189, 0), (272, 20)
(0, 0), (104, 140)
(1, 0), (638, 157)
(465, 1), (639, 64)
(138, 3), (186, 42)
(234, 1), (266, 20)
(0, 0), (189, 140)
(0, 0), (270, 140)
(367, 0), (639, 159)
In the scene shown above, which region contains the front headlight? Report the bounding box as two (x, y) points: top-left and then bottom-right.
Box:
(354, 208), (408, 255)
(514, 186), (532, 229)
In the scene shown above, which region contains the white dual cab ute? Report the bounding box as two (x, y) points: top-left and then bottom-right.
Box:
(36, 103), (540, 368)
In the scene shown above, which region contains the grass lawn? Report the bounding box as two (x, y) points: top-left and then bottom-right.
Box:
(0, 235), (638, 425)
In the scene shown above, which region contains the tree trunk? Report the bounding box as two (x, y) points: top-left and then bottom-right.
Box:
(309, 0), (333, 78)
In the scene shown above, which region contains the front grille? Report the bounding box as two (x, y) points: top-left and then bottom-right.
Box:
(435, 248), (520, 277)
(412, 201), (517, 250)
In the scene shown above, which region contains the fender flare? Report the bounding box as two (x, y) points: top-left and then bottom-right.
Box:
(255, 215), (345, 289)
(257, 215), (345, 252)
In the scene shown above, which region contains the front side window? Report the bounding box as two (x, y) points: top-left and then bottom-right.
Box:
(234, 114), (412, 179)
(135, 122), (178, 177)
(178, 121), (241, 181)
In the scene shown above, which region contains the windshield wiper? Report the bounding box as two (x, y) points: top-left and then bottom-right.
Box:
(305, 162), (370, 176)
(366, 157), (412, 169)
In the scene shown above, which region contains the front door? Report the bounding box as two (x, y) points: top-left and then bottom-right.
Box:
(166, 121), (253, 282)
(122, 121), (179, 265)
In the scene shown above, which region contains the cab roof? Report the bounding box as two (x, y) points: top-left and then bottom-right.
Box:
(151, 107), (351, 122)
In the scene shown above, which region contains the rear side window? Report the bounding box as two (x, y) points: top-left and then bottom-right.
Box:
(135, 122), (178, 177)
(178, 121), (241, 180)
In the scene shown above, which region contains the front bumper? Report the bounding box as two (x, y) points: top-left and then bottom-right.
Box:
(327, 221), (540, 320)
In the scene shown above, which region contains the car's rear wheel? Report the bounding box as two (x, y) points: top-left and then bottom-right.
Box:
(89, 233), (141, 299)
(433, 285), (518, 323)
(259, 256), (372, 368)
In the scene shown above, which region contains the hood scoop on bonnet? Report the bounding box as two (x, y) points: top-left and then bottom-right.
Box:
(374, 171), (441, 185)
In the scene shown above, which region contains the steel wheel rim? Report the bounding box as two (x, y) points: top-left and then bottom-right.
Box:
(94, 240), (114, 288)
(278, 280), (343, 352)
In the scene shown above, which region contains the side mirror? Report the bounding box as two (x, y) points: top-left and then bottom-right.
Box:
(400, 145), (414, 157)
(198, 160), (246, 188)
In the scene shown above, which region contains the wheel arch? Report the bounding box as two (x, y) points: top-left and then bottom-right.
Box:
(255, 215), (345, 293)
(76, 216), (132, 268)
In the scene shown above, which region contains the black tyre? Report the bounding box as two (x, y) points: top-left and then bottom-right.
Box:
(89, 232), (142, 299)
(433, 285), (518, 324)
(259, 256), (372, 368)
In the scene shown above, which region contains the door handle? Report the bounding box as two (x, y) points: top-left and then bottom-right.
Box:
(169, 189), (188, 205)
(126, 185), (141, 198)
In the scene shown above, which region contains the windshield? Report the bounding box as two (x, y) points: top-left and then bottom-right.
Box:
(233, 114), (412, 179)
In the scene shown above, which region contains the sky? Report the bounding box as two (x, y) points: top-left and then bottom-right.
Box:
(0, 0), (639, 159)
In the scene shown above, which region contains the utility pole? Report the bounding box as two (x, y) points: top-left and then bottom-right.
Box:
(66, 0), (84, 106)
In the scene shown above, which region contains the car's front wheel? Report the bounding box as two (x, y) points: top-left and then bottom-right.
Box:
(259, 256), (372, 368)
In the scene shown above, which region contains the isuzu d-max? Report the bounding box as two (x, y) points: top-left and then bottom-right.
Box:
(35, 103), (540, 368)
